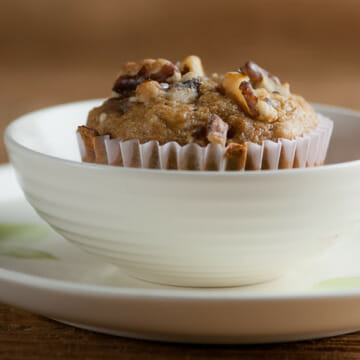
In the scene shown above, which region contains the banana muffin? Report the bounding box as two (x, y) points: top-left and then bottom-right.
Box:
(77, 56), (332, 170)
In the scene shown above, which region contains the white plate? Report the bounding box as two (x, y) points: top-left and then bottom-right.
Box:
(1, 164), (360, 343)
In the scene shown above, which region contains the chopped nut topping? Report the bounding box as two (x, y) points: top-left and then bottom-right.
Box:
(77, 125), (99, 139)
(166, 86), (198, 103)
(181, 72), (198, 82)
(118, 98), (133, 113)
(104, 97), (133, 114)
(77, 126), (99, 163)
(241, 61), (290, 97)
(112, 74), (143, 95)
(166, 78), (201, 103)
(85, 56), (318, 154)
(255, 99), (278, 122)
(151, 61), (180, 83)
(136, 80), (163, 103)
(180, 55), (205, 76)
(222, 72), (277, 122)
(239, 81), (260, 118)
(180, 76), (202, 90)
(222, 72), (254, 116)
(207, 114), (229, 147)
(99, 113), (107, 123)
(118, 61), (140, 76)
(239, 82), (278, 122)
(224, 143), (248, 171)
(112, 59), (181, 94)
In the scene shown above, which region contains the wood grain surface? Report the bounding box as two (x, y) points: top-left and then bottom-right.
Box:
(1, 0), (360, 358)
(0, 304), (360, 360)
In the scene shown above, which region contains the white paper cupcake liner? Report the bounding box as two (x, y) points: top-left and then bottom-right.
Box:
(77, 114), (333, 171)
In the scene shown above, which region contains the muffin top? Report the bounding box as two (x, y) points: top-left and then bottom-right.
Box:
(85, 56), (318, 146)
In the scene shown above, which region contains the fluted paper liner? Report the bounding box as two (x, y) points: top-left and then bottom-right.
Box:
(77, 114), (333, 171)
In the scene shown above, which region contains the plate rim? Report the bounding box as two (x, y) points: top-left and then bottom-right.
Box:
(1, 264), (360, 301)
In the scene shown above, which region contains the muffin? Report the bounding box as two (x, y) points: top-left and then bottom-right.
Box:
(77, 56), (333, 170)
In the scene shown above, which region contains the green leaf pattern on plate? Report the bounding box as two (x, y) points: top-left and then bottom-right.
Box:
(0, 224), (49, 243)
(313, 277), (360, 291)
(0, 247), (58, 260)
(0, 223), (58, 260)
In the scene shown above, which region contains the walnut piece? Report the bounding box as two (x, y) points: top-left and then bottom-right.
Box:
(136, 80), (163, 103)
(224, 143), (248, 171)
(241, 61), (290, 97)
(180, 55), (205, 76)
(207, 114), (229, 147)
(222, 72), (251, 113)
(222, 72), (277, 122)
(77, 126), (99, 163)
(77, 125), (99, 140)
(113, 59), (181, 94)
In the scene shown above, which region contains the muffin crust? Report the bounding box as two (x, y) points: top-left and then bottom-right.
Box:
(85, 57), (318, 146)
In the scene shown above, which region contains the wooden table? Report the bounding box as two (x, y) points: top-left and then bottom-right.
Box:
(1, 305), (360, 360)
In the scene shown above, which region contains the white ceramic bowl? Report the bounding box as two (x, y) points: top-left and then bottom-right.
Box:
(4, 100), (360, 287)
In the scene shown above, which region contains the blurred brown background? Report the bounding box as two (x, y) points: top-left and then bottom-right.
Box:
(1, 0), (360, 162)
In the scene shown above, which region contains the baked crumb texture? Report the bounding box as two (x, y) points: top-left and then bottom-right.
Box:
(77, 56), (333, 170)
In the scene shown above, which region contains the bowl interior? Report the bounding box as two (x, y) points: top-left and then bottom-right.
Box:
(5, 100), (360, 166)
(6, 99), (103, 162)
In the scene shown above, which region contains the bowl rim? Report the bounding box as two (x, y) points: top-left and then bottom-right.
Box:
(4, 99), (360, 177)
